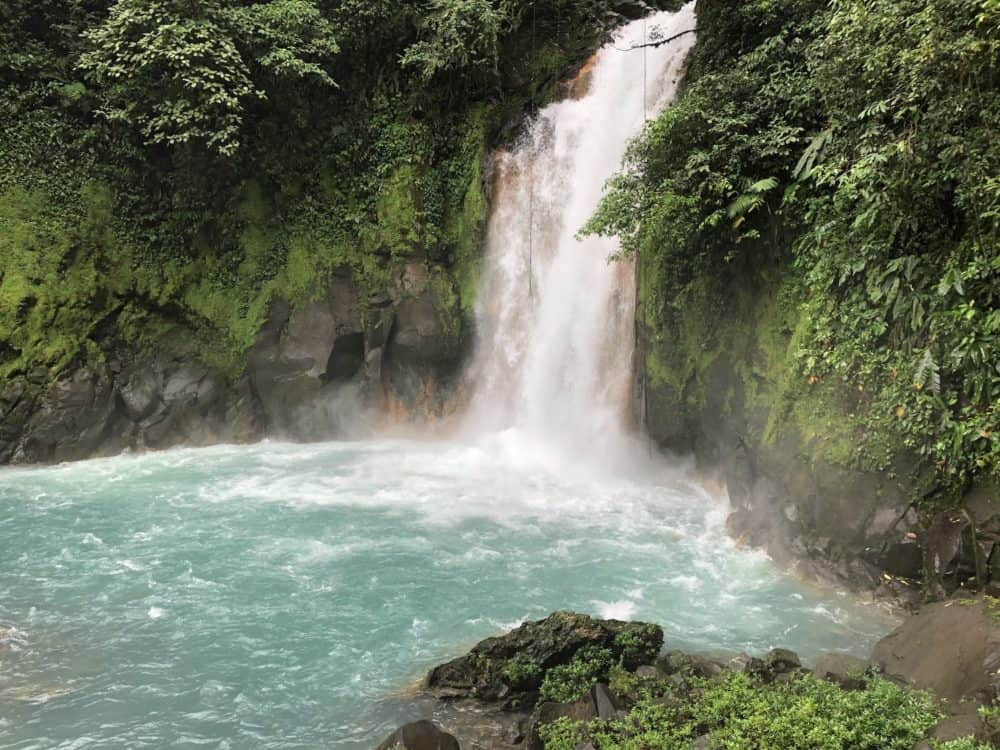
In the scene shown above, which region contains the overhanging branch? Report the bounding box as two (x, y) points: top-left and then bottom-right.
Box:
(615, 28), (697, 52)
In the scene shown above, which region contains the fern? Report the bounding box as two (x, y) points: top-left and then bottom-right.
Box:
(793, 129), (832, 181)
(726, 177), (777, 226)
(914, 348), (941, 394)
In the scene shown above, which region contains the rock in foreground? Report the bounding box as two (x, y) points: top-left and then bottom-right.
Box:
(872, 597), (1000, 707)
(426, 611), (663, 706)
(375, 720), (459, 750)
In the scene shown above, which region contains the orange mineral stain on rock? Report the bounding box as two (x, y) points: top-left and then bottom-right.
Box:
(562, 55), (599, 100)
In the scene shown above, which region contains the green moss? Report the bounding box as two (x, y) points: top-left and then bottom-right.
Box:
(639, 253), (888, 473)
(426, 266), (463, 340)
(0, 183), (132, 379)
(443, 107), (490, 318)
(376, 164), (424, 257)
(639, 250), (756, 420)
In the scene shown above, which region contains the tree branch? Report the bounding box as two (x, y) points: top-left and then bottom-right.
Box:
(614, 28), (696, 52)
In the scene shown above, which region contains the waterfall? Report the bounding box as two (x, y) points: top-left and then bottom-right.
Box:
(462, 5), (697, 467)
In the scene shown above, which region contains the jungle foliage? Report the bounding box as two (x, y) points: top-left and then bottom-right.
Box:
(0, 0), (667, 378)
(587, 0), (1000, 496)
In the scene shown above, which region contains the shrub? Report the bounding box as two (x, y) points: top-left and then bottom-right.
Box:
(539, 646), (615, 703)
(543, 672), (941, 750)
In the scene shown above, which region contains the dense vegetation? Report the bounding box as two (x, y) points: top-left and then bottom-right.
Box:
(541, 669), (990, 750)
(588, 0), (1000, 499)
(0, 0), (676, 380)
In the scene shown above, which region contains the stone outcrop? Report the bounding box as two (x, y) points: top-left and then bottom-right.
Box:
(871, 596), (1000, 746)
(0, 263), (468, 465)
(389, 606), (1000, 748)
(426, 611), (663, 706)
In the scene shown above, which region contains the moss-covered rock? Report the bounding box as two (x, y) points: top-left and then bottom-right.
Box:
(426, 612), (663, 708)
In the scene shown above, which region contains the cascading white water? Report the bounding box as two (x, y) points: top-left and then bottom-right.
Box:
(463, 5), (697, 466)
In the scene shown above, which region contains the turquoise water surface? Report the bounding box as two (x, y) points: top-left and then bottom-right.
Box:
(0, 435), (895, 748)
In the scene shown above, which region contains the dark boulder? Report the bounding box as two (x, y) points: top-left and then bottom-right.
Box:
(880, 538), (924, 580)
(375, 720), (459, 750)
(591, 683), (620, 720)
(872, 597), (1000, 708)
(426, 612), (663, 704)
(655, 650), (727, 679)
(763, 648), (801, 674)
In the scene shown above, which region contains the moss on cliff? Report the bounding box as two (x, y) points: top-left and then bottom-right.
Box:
(2, 0), (654, 389)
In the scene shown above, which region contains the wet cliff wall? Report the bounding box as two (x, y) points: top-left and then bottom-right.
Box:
(627, 0), (1000, 601)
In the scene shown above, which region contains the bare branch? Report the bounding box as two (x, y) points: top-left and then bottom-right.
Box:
(614, 28), (696, 52)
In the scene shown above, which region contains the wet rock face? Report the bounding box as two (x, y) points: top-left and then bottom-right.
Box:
(247, 276), (366, 439)
(15, 368), (118, 463)
(426, 612), (663, 706)
(0, 381), (33, 463)
(382, 263), (466, 415)
(0, 265), (469, 465)
(645, 321), (1000, 601)
(872, 597), (1000, 708)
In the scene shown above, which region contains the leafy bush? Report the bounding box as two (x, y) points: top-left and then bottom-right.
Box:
(539, 646), (616, 703)
(613, 624), (662, 666)
(78, 0), (339, 156)
(934, 739), (994, 750)
(539, 717), (587, 750)
(502, 655), (542, 688)
(543, 672), (941, 750)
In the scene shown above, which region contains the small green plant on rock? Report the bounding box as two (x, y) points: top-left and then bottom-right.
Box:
(502, 655), (542, 688)
(933, 739), (994, 750)
(539, 646), (615, 703)
(538, 717), (586, 750)
(613, 624), (661, 666)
